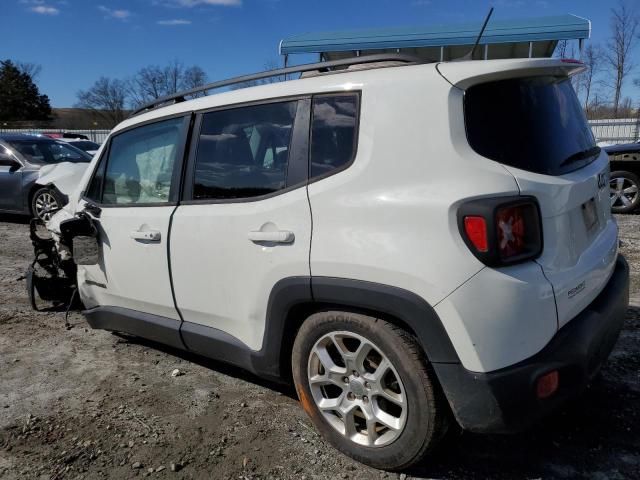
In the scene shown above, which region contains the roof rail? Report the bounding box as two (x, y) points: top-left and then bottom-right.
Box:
(130, 53), (422, 117)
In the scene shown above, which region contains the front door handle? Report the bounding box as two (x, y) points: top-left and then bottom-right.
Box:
(248, 230), (294, 243)
(130, 229), (161, 242)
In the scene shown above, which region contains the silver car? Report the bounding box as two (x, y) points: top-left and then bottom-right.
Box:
(0, 134), (92, 220)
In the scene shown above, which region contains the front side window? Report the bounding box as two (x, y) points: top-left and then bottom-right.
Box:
(310, 94), (359, 179)
(87, 117), (184, 205)
(192, 101), (297, 200)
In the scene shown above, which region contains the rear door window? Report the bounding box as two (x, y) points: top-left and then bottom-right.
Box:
(464, 76), (597, 175)
(191, 101), (297, 200)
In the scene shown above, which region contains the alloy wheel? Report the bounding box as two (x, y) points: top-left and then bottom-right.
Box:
(307, 331), (407, 447)
(610, 176), (639, 209)
(34, 191), (59, 222)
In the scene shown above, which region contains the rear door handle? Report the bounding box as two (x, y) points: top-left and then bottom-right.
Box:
(130, 229), (161, 242)
(248, 230), (294, 243)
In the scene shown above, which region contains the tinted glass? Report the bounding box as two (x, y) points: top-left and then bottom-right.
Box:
(465, 76), (597, 175)
(85, 149), (107, 202)
(6, 139), (92, 163)
(70, 141), (100, 152)
(193, 101), (297, 200)
(101, 117), (183, 204)
(310, 94), (358, 179)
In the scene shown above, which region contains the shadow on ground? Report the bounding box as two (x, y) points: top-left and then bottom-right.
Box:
(101, 306), (640, 479)
(411, 305), (640, 479)
(0, 213), (30, 225)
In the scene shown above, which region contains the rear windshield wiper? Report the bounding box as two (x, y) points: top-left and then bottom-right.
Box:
(559, 146), (601, 167)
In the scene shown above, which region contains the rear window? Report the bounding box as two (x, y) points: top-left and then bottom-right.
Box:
(464, 76), (598, 176)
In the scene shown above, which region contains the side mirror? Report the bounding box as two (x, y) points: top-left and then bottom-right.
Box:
(0, 152), (21, 171)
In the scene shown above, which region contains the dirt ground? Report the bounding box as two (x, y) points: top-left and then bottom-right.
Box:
(1, 213), (639, 480)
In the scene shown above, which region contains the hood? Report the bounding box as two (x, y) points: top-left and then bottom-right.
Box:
(37, 162), (90, 197)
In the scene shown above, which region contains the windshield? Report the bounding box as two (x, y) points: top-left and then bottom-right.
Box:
(5, 139), (92, 164)
(464, 76), (597, 176)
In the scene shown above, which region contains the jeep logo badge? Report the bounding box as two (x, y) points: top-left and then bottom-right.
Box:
(597, 172), (607, 190)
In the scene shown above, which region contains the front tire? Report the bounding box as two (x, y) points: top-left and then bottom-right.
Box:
(292, 311), (448, 470)
(610, 171), (640, 213)
(31, 187), (63, 222)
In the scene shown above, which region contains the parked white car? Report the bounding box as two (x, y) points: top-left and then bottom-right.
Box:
(58, 138), (101, 156)
(36, 55), (629, 470)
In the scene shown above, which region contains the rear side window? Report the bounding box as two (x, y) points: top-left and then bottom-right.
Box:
(192, 101), (297, 200)
(310, 94), (359, 179)
(86, 117), (184, 205)
(464, 76), (597, 176)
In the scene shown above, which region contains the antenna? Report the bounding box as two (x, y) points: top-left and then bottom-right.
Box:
(455, 7), (494, 61)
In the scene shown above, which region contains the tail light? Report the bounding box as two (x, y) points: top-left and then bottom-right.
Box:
(458, 196), (543, 267)
(463, 216), (488, 252)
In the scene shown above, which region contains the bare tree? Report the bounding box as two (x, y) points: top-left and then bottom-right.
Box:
(15, 61), (42, 81)
(127, 61), (209, 107)
(554, 41), (581, 94)
(580, 44), (604, 114)
(606, 0), (639, 117)
(554, 40), (575, 59)
(127, 65), (165, 107)
(76, 77), (128, 128)
(183, 66), (208, 96)
(230, 60), (284, 91)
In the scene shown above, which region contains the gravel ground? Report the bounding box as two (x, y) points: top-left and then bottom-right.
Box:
(0, 213), (639, 480)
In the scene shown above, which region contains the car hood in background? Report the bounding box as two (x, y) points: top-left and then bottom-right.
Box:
(603, 142), (640, 154)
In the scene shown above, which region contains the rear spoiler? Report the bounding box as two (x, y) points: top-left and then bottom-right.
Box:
(437, 58), (586, 90)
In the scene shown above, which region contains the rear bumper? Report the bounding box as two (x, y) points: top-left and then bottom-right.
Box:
(434, 255), (629, 433)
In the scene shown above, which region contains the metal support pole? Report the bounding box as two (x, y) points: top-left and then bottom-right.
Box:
(579, 38), (584, 58)
(284, 54), (288, 81)
(484, 44), (488, 60)
(528, 41), (533, 58)
(440, 46), (444, 62)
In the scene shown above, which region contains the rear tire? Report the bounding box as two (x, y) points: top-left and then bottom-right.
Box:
(610, 171), (640, 214)
(31, 187), (63, 222)
(291, 311), (448, 471)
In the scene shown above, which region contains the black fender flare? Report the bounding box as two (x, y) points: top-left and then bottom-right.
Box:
(255, 276), (460, 378)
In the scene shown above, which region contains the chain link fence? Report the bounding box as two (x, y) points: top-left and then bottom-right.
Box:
(2, 119), (640, 147)
(0, 128), (111, 143)
(589, 118), (640, 146)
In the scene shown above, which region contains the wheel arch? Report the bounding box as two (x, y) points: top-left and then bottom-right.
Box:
(609, 161), (640, 177)
(257, 276), (461, 381)
(28, 183), (69, 216)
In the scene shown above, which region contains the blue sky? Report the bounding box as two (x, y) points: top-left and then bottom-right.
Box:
(3, 0), (638, 107)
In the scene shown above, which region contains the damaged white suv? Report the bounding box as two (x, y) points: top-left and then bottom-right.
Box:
(30, 54), (629, 470)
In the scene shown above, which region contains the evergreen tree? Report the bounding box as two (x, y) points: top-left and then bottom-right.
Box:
(0, 60), (52, 121)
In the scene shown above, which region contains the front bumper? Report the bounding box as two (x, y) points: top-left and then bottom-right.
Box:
(434, 255), (630, 433)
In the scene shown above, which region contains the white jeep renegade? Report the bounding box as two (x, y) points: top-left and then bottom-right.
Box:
(37, 55), (629, 470)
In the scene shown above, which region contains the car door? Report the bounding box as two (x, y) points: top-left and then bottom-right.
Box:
(0, 144), (24, 211)
(78, 115), (190, 327)
(169, 98), (311, 352)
